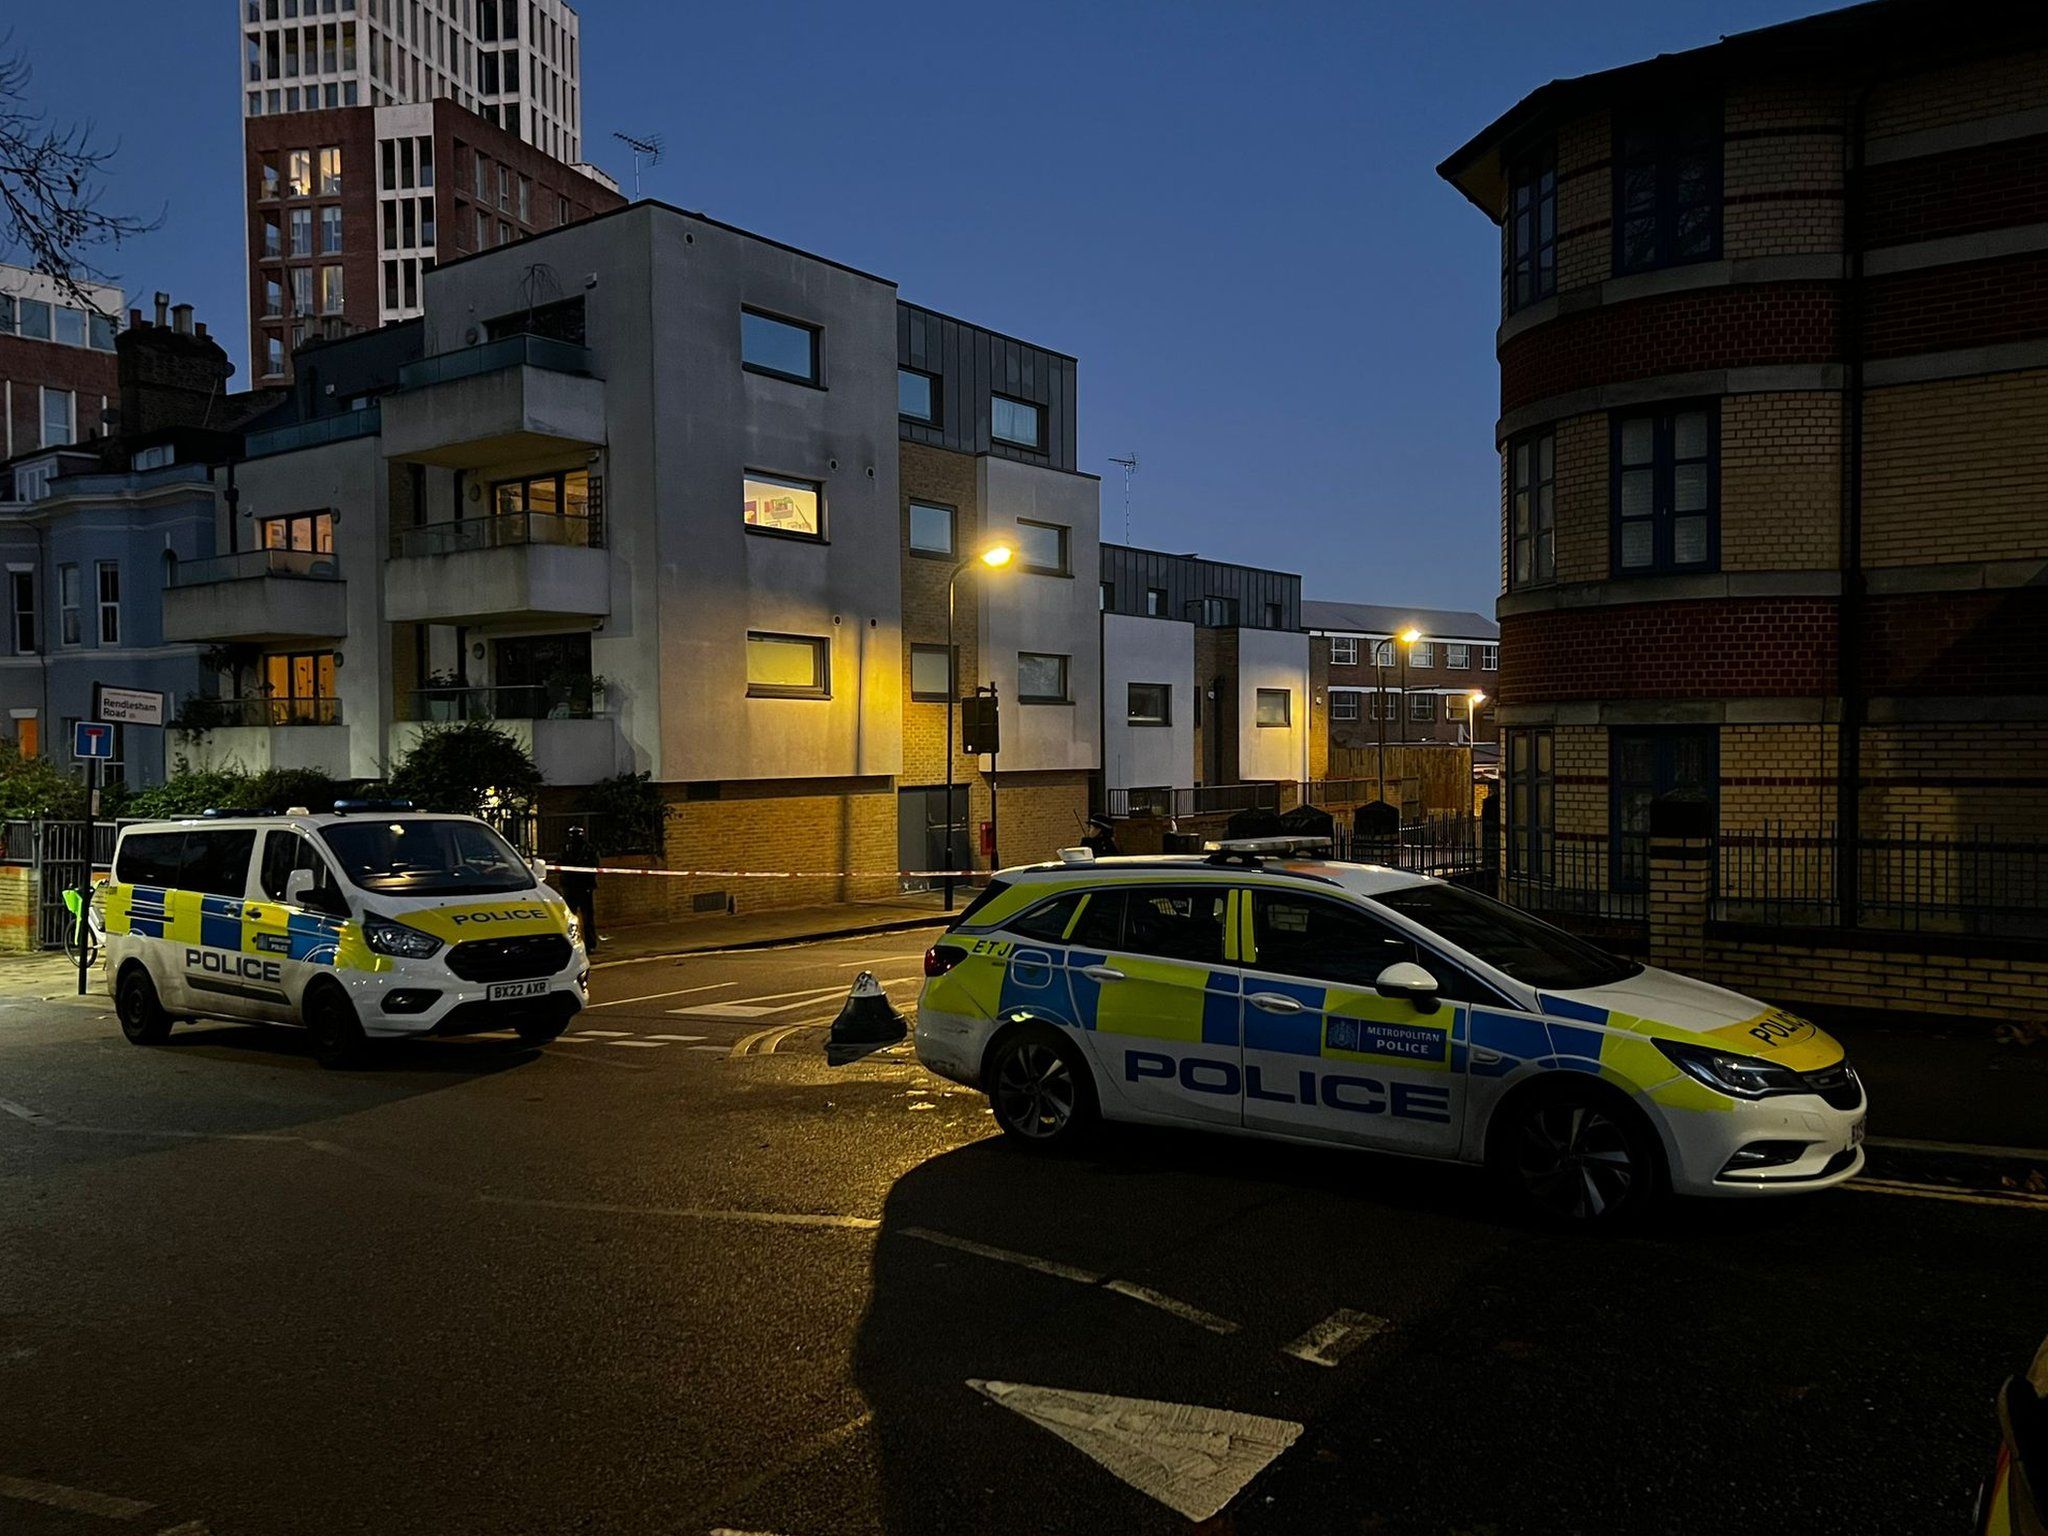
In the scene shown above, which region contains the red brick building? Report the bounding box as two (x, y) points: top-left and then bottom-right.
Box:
(244, 97), (620, 383)
(0, 267), (120, 460)
(1440, 0), (2048, 943)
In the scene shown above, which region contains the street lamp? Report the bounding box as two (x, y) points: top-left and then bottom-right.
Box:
(944, 541), (1015, 911)
(1397, 628), (1421, 750)
(1467, 690), (1486, 812)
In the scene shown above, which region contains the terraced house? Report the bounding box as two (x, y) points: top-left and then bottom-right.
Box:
(1439, 0), (2048, 1022)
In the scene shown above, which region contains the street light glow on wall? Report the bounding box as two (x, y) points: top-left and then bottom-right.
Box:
(943, 541), (1017, 911)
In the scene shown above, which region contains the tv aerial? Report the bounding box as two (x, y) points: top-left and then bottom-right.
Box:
(612, 130), (664, 199)
(1109, 452), (1139, 543)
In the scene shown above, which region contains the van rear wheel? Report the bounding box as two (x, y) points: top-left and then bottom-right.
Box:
(116, 965), (171, 1045)
(306, 984), (368, 1069)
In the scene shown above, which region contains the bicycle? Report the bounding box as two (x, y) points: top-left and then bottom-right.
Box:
(62, 885), (103, 970)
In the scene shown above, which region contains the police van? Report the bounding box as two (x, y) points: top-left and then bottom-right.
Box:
(915, 839), (1867, 1225)
(98, 804), (587, 1066)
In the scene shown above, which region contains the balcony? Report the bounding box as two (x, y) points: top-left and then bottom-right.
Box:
(384, 511), (608, 625)
(389, 687), (620, 785)
(244, 404), (383, 460)
(168, 696), (351, 777)
(379, 334), (604, 469)
(162, 548), (348, 644)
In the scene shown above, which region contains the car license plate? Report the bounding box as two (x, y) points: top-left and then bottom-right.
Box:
(487, 980), (549, 1002)
(1849, 1118), (1866, 1148)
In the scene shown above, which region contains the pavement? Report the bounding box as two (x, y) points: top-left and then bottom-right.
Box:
(1, 927), (2044, 1535)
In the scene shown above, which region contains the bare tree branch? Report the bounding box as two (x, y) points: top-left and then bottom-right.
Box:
(0, 28), (163, 314)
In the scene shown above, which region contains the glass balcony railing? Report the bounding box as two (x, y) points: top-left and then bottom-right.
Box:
(396, 683), (603, 723)
(166, 547), (341, 588)
(392, 511), (599, 558)
(244, 404), (383, 459)
(174, 696), (343, 729)
(395, 333), (595, 392)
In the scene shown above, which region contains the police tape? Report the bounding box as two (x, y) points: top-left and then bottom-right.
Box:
(548, 864), (986, 880)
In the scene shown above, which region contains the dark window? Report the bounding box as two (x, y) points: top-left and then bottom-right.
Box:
(321, 818), (533, 897)
(183, 830), (259, 897)
(910, 644), (954, 702)
(1196, 596), (1238, 627)
(1505, 728), (1553, 881)
(1018, 652), (1069, 704)
(115, 831), (186, 888)
(1613, 404), (1717, 574)
(1614, 104), (1721, 274)
(1255, 689), (1290, 727)
(1248, 892), (1414, 987)
(740, 308), (818, 384)
(1077, 885), (1226, 964)
(1374, 884), (1641, 991)
(1099, 581), (1112, 610)
(908, 501), (953, 557)
(1264, 602), (1283, 628)
(1009, 892), (1085, 943)
(1068, 889), (1124, 949)
(1506, 143), (1557, 310)
(991, 394), (1042, 449)
(1145, 587), (1166, 617)
(898, 367), (938, 424)
(1016, 520), (1068, 575)
(1126, 683), (1170, 725)
(260, 828), (338, 905)
(1509, 427), (1555, 588)
(1610, 727), (1717, 892)
(10, 572), (35, 654)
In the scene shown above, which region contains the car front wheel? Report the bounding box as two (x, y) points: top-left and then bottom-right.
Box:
(986, 1028), (1096, 1149)
(1493, 1080), (1662, 1227)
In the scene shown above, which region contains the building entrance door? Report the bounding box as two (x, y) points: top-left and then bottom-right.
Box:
(897, 787), (967, 893)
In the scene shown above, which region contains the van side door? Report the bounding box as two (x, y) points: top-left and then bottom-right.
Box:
(168, 827), (274, 1019)
(253, 829), (350, 1020)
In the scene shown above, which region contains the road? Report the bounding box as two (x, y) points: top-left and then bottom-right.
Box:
(2, 927), (2043, 1535)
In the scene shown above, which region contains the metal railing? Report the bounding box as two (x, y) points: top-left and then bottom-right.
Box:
(244, 404), (382, 459)
(392, 510), (600, 558)
(1104, 782), (1284, 820)
(166, 547), (341, 587)
(1501, 834), (1648, 928)
(173, 696), (343, 729)
(396, 683), (602, 723)
(1715, 822), (2048, 940)
(1333, 814), (1495, 887)
(396, 332), (594, 391)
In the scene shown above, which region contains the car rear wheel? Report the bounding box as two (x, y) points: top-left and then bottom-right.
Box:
(1493, 1080), (1661, 1227)
(306, 984), (368, 1069)
(987, 1028), (1096, 1149)
(115, 965), (171, 1045)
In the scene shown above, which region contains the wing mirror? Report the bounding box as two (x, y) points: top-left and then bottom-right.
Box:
(529, 855), (550, 884)
(1374, 960), (1441, 1014)
(284, 869), (345, 916)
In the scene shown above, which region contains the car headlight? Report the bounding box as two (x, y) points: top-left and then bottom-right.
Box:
(362, 913), (444, 959)
(1654, 1038), (1808, 1099)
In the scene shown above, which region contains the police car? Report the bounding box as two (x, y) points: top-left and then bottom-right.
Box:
(914, 838), (1867, 1224)
(98, 803), (587, 1066)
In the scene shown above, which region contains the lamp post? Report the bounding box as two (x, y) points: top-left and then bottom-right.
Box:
(944, 541), (1014, 912)
(1467, 690), (1486, 813)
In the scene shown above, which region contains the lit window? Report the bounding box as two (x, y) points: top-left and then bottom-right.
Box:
(746, 633), (829, 698)
(991, 394), (1042, 449)
(288, 149), (313, 197)
(320, 265), (345, 313)
(908, 502), (953, 557)
(743, 473), (823, 540)
(1018, 653), (1069, 704)
(741, 309), (818, 384)
(319, 145), (342, 194)
(1255, 689), (1291, 727)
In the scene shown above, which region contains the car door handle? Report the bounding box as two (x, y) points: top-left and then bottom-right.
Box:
(1248, 992), (1306, 1014)
(1471, 1046), (1503, 1064)
(1081, 965), (1126, 982)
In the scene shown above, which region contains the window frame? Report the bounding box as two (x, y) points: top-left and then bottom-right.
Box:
(1612, 102), (1724, 276)
(40, 387), (75, 448)
(1330, 690), (1360, 722)
(96, 562), (120, 646)
(1610, 725), (1719, 894)
(1254, 688), (1291, 728)
(1125, 682), (1171, 726)
(1017, 651), (1070, 705)
(907, 500), (955, 559)
(1409, 692), (1436, 722)
(1144, 587), (1167, 618)
(990, 393), (1044, 451)
(58, 563), (81, 648)
(745, 631), (831, 700)
(1609, 401), (1720, 576)
(1015, 519), (1069, 576)
(1504, 727), (1554, 881)
(1505, 140), (1557, 312)
(1508, 425), (1556, 590)
(742, 470), (826, 543)
(1481, 644), (1499, 671)
(739, 306), (820, 387)
(909, 643), (955, 703)
(1330, 636), (1358, 666)
(898, 366), (939, 426)
(9, 571), (35, 655)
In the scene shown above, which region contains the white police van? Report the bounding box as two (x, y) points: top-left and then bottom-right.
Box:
(99, 803), (587, 1066)
(915, 839), (1867, 1224)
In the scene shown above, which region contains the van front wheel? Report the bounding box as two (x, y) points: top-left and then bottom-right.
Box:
(116, 965), (171, 1045)
(306, 984), (368, 1069)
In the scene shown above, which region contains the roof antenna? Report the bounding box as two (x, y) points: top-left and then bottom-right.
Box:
(1108, 451), (1139, 543)
(611, 130), (664, 199)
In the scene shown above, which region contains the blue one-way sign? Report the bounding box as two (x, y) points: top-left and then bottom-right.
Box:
(73, 721), (114, 760)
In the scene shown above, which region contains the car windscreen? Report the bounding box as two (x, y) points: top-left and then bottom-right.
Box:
(1371, 882), (1643, 991)
(318, 818), (534, 897)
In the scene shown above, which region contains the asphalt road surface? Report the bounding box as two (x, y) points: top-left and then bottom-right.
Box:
(2, 929), (2044, 1535)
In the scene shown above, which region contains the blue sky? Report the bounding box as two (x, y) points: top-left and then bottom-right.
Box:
(10, 0), (1840, 609)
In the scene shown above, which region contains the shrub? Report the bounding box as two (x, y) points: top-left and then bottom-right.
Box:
(576, 771), (669, 853)
(0, 740), (86, 820)
(390, 722), (541, 816)
(117, 759), (348, 819)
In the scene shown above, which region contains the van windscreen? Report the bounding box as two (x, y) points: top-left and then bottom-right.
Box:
(319, 819), (534, 897)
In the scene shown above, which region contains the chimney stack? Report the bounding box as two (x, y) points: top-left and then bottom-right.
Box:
(195, 320), (209, 339)
(172, 303), (194, 335)
(129, 308), (143, 330)
(153, 291), (169, 327)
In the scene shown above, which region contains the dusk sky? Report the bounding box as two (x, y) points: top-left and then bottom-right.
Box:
(12, 0), (1840, 611)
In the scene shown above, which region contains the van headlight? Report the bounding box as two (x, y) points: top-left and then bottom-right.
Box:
(1654, 1038), (1807, 1099)
(564, 910), (581, 945)
(362, 913), (444, 959)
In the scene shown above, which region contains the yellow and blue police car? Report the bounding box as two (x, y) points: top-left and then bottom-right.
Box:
(97, 803), (587, 1066)
(915, 838), (1867, 1224)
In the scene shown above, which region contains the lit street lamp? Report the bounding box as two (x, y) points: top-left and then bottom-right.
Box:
(1396, 627), (1421, 750)
(944, 542), (1014, 911)
(1467, 690), (1486, 811)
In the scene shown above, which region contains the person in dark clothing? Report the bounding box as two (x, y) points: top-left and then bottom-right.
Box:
(559, 826), (600, 951)
(1081, 816), (1121, 857)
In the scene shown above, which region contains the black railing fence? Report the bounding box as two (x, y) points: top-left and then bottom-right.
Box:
(1501, 834), (1649, 927)
(1103, 783), (1284, 820)
(1332, 814), (1494, 888)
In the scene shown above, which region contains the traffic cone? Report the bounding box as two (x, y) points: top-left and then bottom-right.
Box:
(825, 971), (907, 1066)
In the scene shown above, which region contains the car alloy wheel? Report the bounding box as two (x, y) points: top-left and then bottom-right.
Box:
(1515, 1101), (1639, 1222)
(993, 1039), (1079, 1140)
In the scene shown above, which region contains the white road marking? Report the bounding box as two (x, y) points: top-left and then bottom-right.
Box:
(0, 1097), (53, 1124)
(153, 1523), (213, 1536)
(0, 1471), (154, 1520)
(477, 1193), (879, 1230)
(686, 1044), (729, 1052)
(968, 1380), (1302, 1523)
(645, 1034), (707, 1043)
(1867, 1134), (2048, 1160)
(902, 1227), (1239, 1332)
(575, 1029), (632, 1038)
(606, 1039), (668, 1049)
(1282, 1309), (1389, 1367)
(1846, 1177), (2048, 1211)
(588, 981), (735, 1010)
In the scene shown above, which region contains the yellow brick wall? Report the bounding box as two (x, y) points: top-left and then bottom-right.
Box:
(900, 443), (986, 786)
(1860, 726), (2048, 836)
(989, 770), (1095, 869)
(1698, 935), (2048, 1029)
(1863, 371), (2048, 568)
(1554, 111), (1611, 293)
(0, 863), (35, 953)
(1551, 725), (1608, 840)
(1720, 392), (1843, 571)
(1720, 724), (1837, 834)
(1550, 413), (1608, 583)
(1722, 82), (1847, 259)
(1866, 47), (2048, 140)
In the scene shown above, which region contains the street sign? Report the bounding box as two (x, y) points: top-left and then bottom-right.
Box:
(73, 721), (115, 760)
(95, 685), (166, 728)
